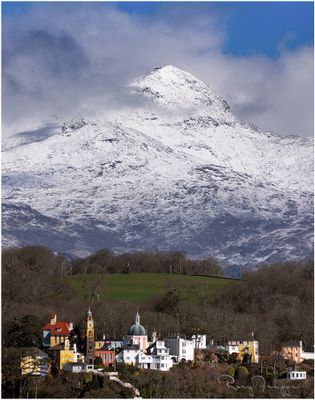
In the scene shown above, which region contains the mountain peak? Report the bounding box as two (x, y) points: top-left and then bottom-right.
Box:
(131, 64), (203, 89)
(149, 64), (196, 77)
(129, 65), (235, 121)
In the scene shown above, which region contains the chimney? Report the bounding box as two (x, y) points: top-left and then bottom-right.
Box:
(50, 313), (57, 325)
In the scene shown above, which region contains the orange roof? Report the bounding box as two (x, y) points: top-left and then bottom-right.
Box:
(42, 321), (72, 335)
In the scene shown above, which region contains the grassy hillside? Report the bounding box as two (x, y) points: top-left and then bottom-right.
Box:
(66, 273), (234, 304)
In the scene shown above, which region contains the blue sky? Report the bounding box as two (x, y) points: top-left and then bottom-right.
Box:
(3, 1), (313, 58)
(118, 1), (314, 58)
(2, 1), (314, 136)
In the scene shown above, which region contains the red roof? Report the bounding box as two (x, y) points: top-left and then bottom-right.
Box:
(42, 321), (72, 335)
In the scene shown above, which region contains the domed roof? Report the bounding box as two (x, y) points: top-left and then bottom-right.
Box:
(128, 311), (147, 336)
(128, 323), (146, 336)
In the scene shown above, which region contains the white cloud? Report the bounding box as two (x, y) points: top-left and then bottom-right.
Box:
(2, 3), (313, 137)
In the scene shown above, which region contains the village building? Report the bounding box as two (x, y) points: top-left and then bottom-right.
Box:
(127, 311), (148, 352)
(287, 370), (307, 380)
(20, 348), (50, 377)
(165, 336), (195, 362)
(301, 348), (315, 361)
(116, 315), (173, 371)
(191, 334), (207, 349)
(280, 341), (304, 363)
(63, 362), (87, 373)
(86, 307), (95, 365)
(95, 336), (123, 350)
(94, 344), (116, 368)
(227, 335), (259, 363)
(116, 345), (142, 365)
(280, 340), (315, 363)
(144, 340), (173, 371)
(48, 339), (84, 370)
(42, 313), (73, 348)
(60, 339), (85, 370)
(104, 340), (124, 350)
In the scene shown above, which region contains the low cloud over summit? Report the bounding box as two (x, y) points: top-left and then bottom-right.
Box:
(3, 2), (314, 137)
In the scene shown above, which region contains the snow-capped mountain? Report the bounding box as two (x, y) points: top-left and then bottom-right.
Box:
(2, 65), (313, 267)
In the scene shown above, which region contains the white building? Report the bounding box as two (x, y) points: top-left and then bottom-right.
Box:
(63, 362), (87, 373)
(116, 341), (173, 372)
(191, 334), (207, 349)
(301, 344), (315, 361)
(301, 351), (315, 361)
(144, 340), (173, 371)
(287, 370), (307, 380)
(165, 336), (195, 363)
(116, 345), (141, 365)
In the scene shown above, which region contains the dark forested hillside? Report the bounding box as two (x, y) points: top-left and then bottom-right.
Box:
(2, 246), (314, 397)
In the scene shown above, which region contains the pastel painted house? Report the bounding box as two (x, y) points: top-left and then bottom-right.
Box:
(20, 348), (50, 377)
(48, 339), (85, 370)
(281, 340), (315, 363)
(127, 311), (148, 352)
(42, 313), (73, 348)
(280, 341), (304, 363)
(94, 345), (116, 368)
(227, 335), (259, 363)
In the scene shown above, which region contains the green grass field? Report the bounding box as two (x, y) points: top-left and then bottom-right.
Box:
(66, 273), (235, 304)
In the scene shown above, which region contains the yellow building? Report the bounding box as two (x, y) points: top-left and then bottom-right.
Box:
(228, 336), (260, 363)
(59, 339), (85, 370)
(20, 348), (50, 376)
(86, 308), (95, 365)
(42, 313), (73, 349)
(95, 340), (106, 350)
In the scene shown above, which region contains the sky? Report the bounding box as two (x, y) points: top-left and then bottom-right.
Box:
(2, 1), (314, 137)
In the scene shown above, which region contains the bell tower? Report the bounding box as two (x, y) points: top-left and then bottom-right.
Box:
(86, 307), (95, 365)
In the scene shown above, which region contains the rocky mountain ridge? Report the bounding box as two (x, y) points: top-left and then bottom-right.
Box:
(2, 65), (313, 268)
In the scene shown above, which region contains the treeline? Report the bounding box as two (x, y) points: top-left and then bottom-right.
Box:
(71, 249), (224, 277)
(2, 246), (314, 357)
(1, 246), (314, 397)
(213, 260), (314, 353)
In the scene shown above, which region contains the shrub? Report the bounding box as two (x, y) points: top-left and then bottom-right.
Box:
(236, 366), (249, 385)
(228, 367), (235, 378)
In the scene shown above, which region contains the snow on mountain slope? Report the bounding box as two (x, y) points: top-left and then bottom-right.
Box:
(2, 65), (313, 266)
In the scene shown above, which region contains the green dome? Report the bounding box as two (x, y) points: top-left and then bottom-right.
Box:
(128, 311), (146, 336)
(128, 323), (146, 336)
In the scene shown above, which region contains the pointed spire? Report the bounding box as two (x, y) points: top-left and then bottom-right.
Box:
(135, 309), (140, 325)
(87, 306), (92, 316)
